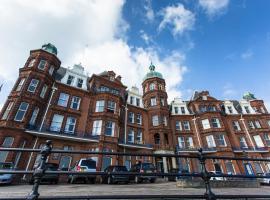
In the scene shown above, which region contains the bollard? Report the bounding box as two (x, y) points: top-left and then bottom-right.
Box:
(26, 140), (52, 200)
(198, 148), (216, 200)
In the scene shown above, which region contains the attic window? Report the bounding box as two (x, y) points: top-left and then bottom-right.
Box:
(110, 76), (114, 81)
(202, 95), (207, 100)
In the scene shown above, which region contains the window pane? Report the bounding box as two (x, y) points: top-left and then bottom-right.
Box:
(27, 79), (39, 93)
(14, 102), (29, 121)
(57, 93), (69, 107)
(50, 114), (64, 132)
(1, 102), (14, 120)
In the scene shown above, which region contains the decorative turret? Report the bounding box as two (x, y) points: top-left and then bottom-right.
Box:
(41, 43), (58, 55)
(243, 92), (256, 101)
(143, 63), (163, 81)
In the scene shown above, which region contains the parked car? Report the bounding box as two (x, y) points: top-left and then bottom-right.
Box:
(29, 163), (59, 184)
(68, 158), (96, 184)
(129, 162), (156, 183)
(168, 168), (191, 181)
(258, 173), (270, 185)
(0, 162), (15, 185)
(102, 165), (129, 184)
(209, 171), (225, 181)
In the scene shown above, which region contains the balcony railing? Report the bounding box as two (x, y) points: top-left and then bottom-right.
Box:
(25, 124), (100, 141)
(176, 146), (217, 152)
(232, 146), (269, 152)
(118, 138), (153, 149)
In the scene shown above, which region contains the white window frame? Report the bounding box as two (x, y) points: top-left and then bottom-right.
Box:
(211, 118), (221, 128)
(107, 101), (116, 113)
(29, 107), (39, 126)
(202, 119), (211, 129)
(50, 114), (64, 132)
(95, 100), (105, 112)
(92, 120), (102, 136)
(176, 121), (182, 131)
(239, 136), (248, 148)
(1, 102), (14, 120)
(248, 121), (255, 129)
(206, 135), (216, 148)
(186, 137), (194, 148)
(0, 137), (14, 162)
(70, 96), (81, 110)
(64, 117), (76, 134)
(49, 65), (54, 75)
(57, 93), (69, 107)
(149, 83), (155, 90)
(128, 112), (134, 123)
(40, 84), (48, 98)
(105, 121), (115, 136)
(183, 121), (190, 130)
(136, 130), (143, 144)
(253, 135), (265, 148)
(27, 79), (39, 93)
(216, 134), (227, 146)
(150, 97), (157, 106)
(14, 102), (29, 121)
(128, 129), (135, 143)
(37, 60), (46, 70)
(77, 78), (83, 88)
(232, 121), (241, 131)
(66, 75), (74, 85)
(136, 114), (142, 125)
(152, 115), (159, 126)
(16, 78), (26, 91)
(28, 59), (36, 67)
(178, 136), (185, 148)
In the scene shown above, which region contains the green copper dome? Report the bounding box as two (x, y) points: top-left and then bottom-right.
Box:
(143, 63), (163, 81)
(243, 92), (256, 100)
(42, 43), (58, 55)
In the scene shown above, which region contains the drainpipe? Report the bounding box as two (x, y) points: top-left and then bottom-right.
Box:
(39, 83), (57, 131)
(122, 103), (128, 165)
(23, 136), (38, 180)
(192, 116), (202, 147)
(240, 114), (255, 150)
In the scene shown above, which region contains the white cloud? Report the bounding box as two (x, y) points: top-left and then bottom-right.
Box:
(158, 3), (195, 37)
(241, 49), (253, 60)
(139, 30), (153, 44)
(0, 0), (187, 107)
(199, 0), (229, 17)
(144, 0), (155, 22)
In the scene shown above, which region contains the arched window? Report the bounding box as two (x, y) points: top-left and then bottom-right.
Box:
(154, 133), (160, 145)
(149, 83), (155, 91)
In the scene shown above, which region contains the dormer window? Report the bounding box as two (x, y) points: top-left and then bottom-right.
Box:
(180, 107), (185, 114)
(244, 106), (250, 114)
(158, 84), (163, 90)
(38, 60), (46, 70)
(77, 78), (83, 88)
(109, 76), (114, 81)
(202, 95), (207, 100)
(150, 83), (155, 91)
(227, 106), (233, 114)
(174, 107), (179, 114)
(130, 96), (134, 104)
(67, 75), (74, 85)
(136, 98), (140, 107)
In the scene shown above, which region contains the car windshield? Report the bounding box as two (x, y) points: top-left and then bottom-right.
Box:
(46, 164), (59, 171)
(81, 159), (96, 169)
(142, 163), (155, 170)
(114, 166), (127, 172)
(0, 163), (13, 169)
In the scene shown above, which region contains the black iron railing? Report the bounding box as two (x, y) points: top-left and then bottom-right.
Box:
(1, 140), (270, 200)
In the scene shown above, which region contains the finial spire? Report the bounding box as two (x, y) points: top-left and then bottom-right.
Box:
(149, 61), (155, 71)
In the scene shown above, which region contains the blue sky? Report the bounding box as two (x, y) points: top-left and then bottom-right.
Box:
(0, 0), (270, 108)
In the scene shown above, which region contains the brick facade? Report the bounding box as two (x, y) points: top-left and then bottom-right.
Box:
(0, 44), (270, 177)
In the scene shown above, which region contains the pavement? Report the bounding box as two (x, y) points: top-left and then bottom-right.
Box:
(0, 181), (269, 199)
